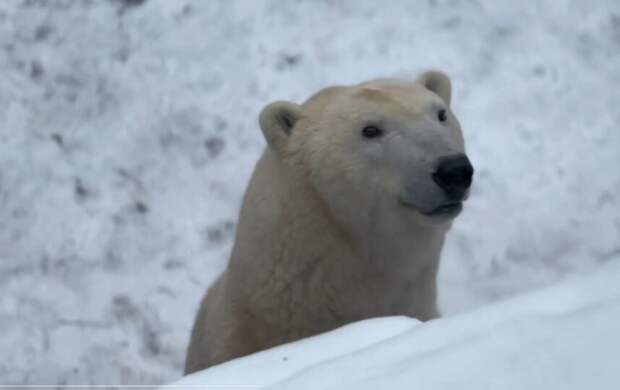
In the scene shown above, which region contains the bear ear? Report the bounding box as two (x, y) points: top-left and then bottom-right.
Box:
(259, 101), (303, 153)
(417, 70), (452, 106)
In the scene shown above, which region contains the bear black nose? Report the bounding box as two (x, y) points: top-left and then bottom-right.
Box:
(432, 154), (474, 198)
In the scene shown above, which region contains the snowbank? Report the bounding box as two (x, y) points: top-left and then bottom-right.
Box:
(171, 259), (620, 389)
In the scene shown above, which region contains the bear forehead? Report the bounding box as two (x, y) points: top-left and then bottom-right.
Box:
(302, 78), (445, 119)
(352, 79), (442, 113)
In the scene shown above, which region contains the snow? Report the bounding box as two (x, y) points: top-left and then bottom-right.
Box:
(177, 317), (420, 388)
(171, 259), (620, 389)
(0, 0), (619, 386)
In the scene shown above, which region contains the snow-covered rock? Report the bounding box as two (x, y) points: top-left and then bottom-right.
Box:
(170, 259), (620, 389)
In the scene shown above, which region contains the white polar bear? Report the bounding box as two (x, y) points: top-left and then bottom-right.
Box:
(185, 70), (474, 374)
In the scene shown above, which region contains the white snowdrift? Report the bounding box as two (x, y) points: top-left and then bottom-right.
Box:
(169, 259), (620, 389)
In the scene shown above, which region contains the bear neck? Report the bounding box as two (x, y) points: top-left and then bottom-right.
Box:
(274, 151), (447, 275)
(230, 150), (445, 321)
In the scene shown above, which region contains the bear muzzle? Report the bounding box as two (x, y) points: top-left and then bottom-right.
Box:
(399, 153), (473, 219)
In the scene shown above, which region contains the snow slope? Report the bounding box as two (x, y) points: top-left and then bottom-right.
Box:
(0, 0), (619, 386)
(171, 258), (620, 389)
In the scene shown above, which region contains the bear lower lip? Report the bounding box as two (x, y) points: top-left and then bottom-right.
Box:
(424, 202), (463, 217)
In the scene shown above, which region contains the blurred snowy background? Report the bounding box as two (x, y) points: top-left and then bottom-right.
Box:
(0, 0), (619, 386)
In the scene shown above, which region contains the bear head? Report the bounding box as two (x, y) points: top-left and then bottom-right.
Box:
(259, 70), (473, 229)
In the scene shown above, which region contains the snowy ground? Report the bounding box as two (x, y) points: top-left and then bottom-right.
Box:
(0, 0), (619, 386)
(170, 259), (620, 389)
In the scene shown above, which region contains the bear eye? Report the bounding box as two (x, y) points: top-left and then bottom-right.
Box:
(437, 109), (448, 123)
(361, 125), (383, 139)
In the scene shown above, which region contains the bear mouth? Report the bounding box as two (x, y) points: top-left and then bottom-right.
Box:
(398, 197), (464, 218)
(423, 202), (463, 217)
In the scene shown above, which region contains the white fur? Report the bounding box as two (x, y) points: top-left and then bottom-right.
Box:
(184, 70), (468, 373)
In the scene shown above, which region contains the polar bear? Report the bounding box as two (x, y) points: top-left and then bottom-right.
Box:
(184, 70), (474, 374)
